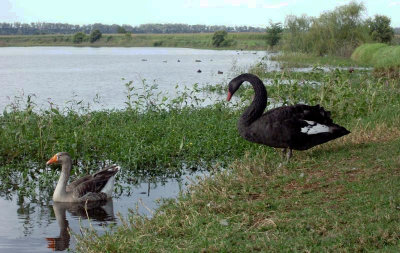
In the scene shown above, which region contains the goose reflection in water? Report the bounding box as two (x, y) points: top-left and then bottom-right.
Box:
(46, 199), (115, 251)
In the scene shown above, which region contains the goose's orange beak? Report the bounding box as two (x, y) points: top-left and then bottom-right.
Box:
(46, 154), (58, 165)
(227, 91), (232, 101)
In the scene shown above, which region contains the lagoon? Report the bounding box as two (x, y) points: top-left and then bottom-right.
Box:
(0, 47), (269, 111)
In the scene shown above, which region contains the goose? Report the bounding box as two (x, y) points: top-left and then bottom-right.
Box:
(46, 152), (119, 202)
(227, 73), (350, 160)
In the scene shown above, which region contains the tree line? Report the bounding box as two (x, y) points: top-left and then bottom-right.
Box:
(0, 22), (265, 35)
(265, 2), (399, 57)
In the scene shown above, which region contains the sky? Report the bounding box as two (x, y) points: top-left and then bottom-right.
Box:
(1, 0), (400, 27)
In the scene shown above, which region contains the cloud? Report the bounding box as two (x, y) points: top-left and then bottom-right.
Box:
(389, 1), (400, 6)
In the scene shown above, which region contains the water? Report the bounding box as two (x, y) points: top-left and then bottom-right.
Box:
(0, 170), (207, 252)
(0, 47), (267, 111)
(0, 46), (265, 252)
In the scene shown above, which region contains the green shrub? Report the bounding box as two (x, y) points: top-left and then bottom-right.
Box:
(73, 32), (87, 43)
(212, 30), (228, 47)
(367, 15), (395, 43)
(351, 43), (388, 64)
(89, 29), (102, 43)
(266, 22), (283, 48)
(153, 40), (163, 47)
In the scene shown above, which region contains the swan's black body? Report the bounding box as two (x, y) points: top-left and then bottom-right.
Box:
(227, 73), (350, 156)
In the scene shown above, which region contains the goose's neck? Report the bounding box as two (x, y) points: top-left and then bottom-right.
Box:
(53, 204), (68, 230)
(53, 162), (71, 201)
(239, 75), (267, 126)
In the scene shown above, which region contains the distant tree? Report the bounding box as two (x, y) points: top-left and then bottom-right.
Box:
(266, 22), (283, 48)
(89, 29), (102, 43)
(212, 30), (228, 47)
(117, 26), (126, 34)
(367, 15), (394, 43)
(73, 32), (86, 43)
(282, 2), (368, 56)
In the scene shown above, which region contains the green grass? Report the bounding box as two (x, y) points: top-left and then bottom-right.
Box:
(351, 43), (400, 77)
(72, 69), (400, 252)
(351, 43), (388, 65)
(351, 43), (400, 68)
(75, 120), (400, 252)
(373, 45), (400, 68)
(270, 52), (362, 68)
(0, 33), (267, 50)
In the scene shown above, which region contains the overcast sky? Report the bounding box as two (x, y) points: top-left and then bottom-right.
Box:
(1, 0), (400, 27)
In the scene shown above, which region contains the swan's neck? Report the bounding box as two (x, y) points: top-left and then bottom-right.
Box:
(239, 76), (267, 126)
(53, 162), (71, 201)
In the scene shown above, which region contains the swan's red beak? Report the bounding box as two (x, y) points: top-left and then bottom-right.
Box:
(227, 91), (232, 101)
(46, 154), (58, 165)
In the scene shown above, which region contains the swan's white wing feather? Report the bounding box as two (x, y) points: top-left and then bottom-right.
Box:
(301, 120), (331, 135)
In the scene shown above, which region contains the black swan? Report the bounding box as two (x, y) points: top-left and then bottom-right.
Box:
(227, 73), (350, 160)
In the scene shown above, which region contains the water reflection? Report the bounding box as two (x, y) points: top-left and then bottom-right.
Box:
(0, 165), (208, 252)
(46, 200), (115, 251)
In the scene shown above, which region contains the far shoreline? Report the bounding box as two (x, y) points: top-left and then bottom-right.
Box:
(0, 32), (268, 51)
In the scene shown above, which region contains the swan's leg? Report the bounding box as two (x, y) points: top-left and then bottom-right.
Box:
(286, 148), (293, 162)
(282, 148), (287, 159)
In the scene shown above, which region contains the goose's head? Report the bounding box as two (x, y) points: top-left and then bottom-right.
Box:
(46, 152), (71, 166)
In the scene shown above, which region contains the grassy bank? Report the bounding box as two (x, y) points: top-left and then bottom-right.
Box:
(0, 32), (267, 50)
(351, 43), (400, 77)
(74, 69), (400, 251)
(78, 126), (400, 252)
(270, 52), (362, 68)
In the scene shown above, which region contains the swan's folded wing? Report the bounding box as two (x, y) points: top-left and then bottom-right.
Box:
(296, 104), (333, 124)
